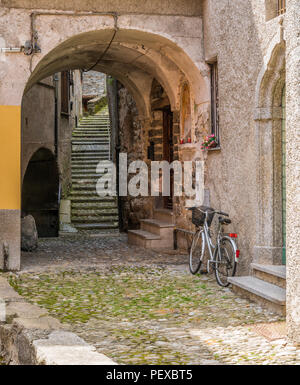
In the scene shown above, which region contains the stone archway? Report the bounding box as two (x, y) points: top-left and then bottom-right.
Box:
(0, 11), (210, 270)
(254, 40), (286, 265)
(22, 148), (59, 238)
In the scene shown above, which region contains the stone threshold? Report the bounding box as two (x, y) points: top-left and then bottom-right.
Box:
(0, 277), (116, 365)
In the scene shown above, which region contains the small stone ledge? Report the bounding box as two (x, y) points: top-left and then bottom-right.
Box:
(0, 276), (116, 365)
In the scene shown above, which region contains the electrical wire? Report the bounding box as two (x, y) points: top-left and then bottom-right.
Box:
(83, 29), (117, 73)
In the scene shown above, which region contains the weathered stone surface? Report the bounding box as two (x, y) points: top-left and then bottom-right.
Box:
(285, 0), (300, 346)
(33, 331), (115, 365)
(0, 274), (116, 365)
(21, 215), (38, 252)
(82, 71), (106, 98)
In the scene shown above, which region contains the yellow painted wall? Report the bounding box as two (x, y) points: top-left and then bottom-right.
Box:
(0, 105), (21, 209)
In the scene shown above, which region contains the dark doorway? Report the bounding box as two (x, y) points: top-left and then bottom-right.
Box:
(163, 107), (174, 210)
(22, 148), (59, 237)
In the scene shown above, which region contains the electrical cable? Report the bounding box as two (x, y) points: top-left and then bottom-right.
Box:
(83, 29), (117, 73)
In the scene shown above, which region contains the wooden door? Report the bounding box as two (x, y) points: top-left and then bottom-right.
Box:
(163, 108), (173, 210)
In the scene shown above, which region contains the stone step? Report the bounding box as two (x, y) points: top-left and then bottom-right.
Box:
(70, 196), (117, 202)
(74, 130), (109, 134)
(72, 151), (110, 156)
(72, 215), (119, 223)
(71, 160), (107, 164)
(140, 218), (175, 239)
(70, 189), (114, 195)
(74, 222), (119, 230)
(72, 180), (99, 186)
(72, 152), (108, 161)
(80, 118), (109, 121)
(72, 133), (110, 137)
(77, 127), (109, 129)
(71, 167), (99, 172)
(128, 229), (173, 249)
(72, 147), (109, 153)
(72, 175), (99, 180)
(72, 134), (109, 137)
(251, 263), (286, 289)
(72, 171), (103, 175)
(77, 126), (109, 129)
(72, 202), (118, 209)
(227, 276), (286, 315)
(72, 141), (109, 145)
(72, 208), (118, 216)
(153, 209), (175, 224)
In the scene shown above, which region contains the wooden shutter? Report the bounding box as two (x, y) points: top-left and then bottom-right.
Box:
(61, 71), (69, 114)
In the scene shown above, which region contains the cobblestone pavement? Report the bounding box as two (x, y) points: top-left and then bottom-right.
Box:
(5, 235), (300, 365)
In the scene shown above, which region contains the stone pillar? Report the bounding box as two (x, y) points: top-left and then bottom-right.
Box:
(0, 105), (21, 271)
(285, 0), (300, 345)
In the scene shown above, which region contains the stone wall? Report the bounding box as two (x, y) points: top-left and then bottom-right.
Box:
(82, 71), (106, 98)
(285, 0), (300, 346)
(201, 0), (288, 274)
(117, 83), (152, 231)
(1, 0), (203, 15)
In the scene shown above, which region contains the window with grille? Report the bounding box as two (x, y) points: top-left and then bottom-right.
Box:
(210, 62), (219, 144)
(277, 0), (286, 15)
(265, 0), (286, 20)
(61, 71), (70, 115)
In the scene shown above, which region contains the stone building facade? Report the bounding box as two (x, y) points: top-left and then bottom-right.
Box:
(21, 70), (82, 237)
(0, 0), (298, 344)
(82, 71), (106, 98)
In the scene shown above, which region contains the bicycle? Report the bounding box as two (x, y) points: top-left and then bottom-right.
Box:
(188, 206), (240, 287)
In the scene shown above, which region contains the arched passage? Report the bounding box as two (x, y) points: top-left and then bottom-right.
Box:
(24, 25), (209, 117)
(0, 16), (210, 270)
(22, 148), (59, 238)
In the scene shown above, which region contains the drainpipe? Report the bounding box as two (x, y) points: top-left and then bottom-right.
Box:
(107, 76), (123, 230)
(53, 74), (59, 158)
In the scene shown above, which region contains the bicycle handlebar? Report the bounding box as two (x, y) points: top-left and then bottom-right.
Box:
(187, 207), (229, 217)
(215, 211), (229, 217)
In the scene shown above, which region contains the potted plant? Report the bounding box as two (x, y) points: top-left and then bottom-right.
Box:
(201, 134), (218, 150)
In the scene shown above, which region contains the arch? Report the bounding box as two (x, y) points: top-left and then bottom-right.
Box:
(254, 40), (286, 265)
(23, 25), (209, 118)
(22, 148), (60, 238)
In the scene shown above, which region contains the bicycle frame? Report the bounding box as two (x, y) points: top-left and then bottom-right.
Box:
(200, 211), (238, 273)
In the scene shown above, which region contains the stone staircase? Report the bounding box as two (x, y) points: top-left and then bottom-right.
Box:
(128, 209), (175, 249)
(228, 263), (286, 315)
(70, 108), (119, 233)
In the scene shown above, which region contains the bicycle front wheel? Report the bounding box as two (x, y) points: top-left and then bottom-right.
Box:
(215, 237), (237, 287)
(189, 229), (205, 274)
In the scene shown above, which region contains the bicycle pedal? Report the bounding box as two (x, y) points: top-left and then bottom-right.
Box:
(199, 269), (208, 275)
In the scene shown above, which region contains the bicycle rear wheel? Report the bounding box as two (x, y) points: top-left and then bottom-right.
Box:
(189, 229), (205, 274)
(215, 237), (237, 286)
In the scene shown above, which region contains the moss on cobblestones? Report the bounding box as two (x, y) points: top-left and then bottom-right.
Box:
(7, 265), (291, 365)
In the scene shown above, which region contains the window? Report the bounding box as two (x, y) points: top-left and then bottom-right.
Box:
(277, 0), (286, 15)
(61, 71), (70, 114)
(210, 62), (219, 144)
(265, 0), (286, 21)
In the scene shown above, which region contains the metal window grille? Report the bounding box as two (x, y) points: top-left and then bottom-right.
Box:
(210, 62), (219, 144)
(278, 0), (286, 15)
